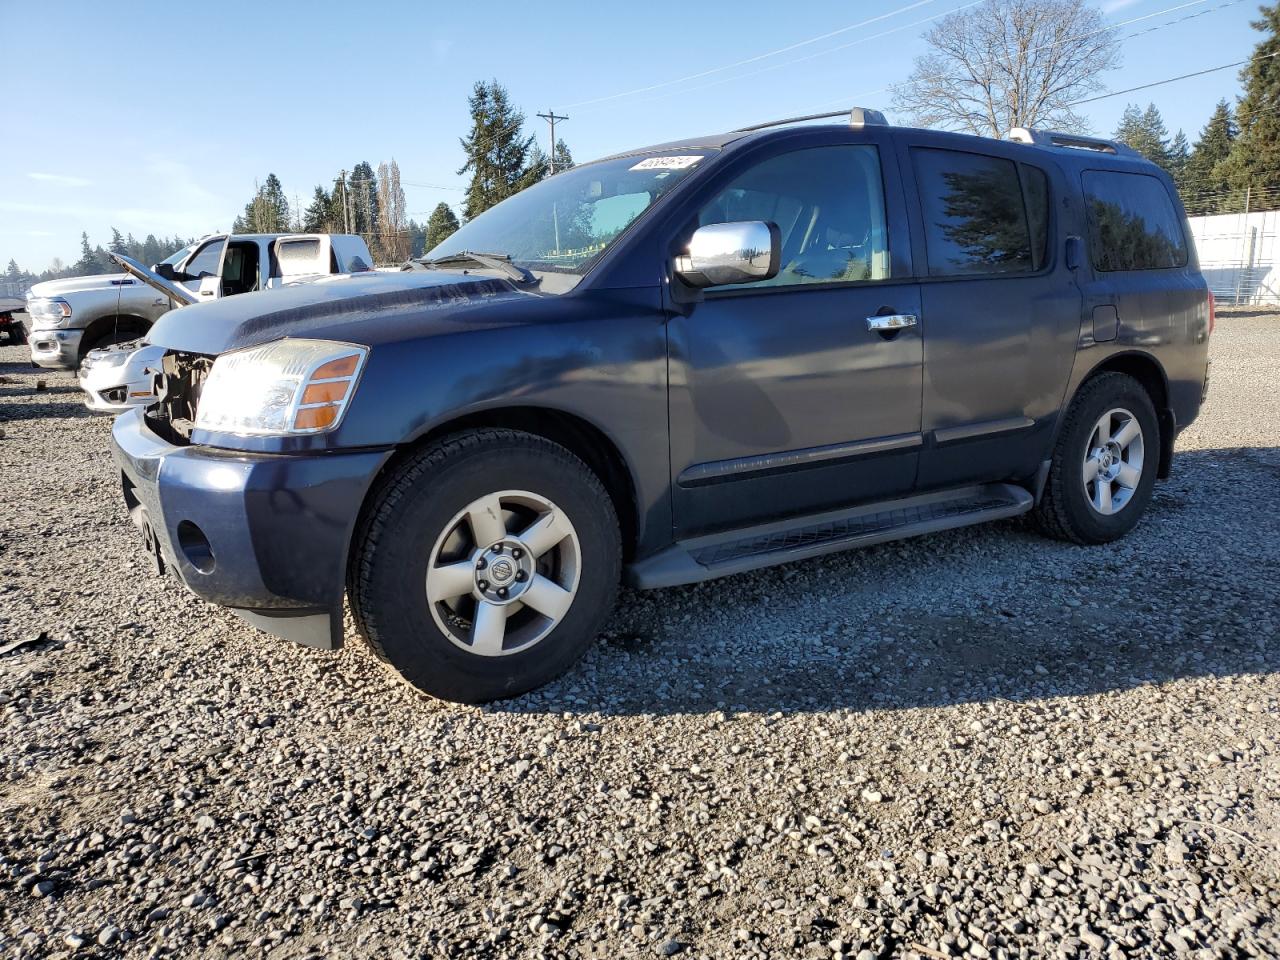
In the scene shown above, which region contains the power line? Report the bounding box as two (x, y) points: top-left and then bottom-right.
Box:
(579, 1), (983, 115)
(1071, 49), (1280, 106)
(779, 0), (1235, 119)
(561, 0), (940, 110)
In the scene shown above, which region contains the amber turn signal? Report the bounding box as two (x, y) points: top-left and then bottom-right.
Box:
(293, 406), (339, 430)
(312, 355), (360, 379)
(301, 381), (348, 405)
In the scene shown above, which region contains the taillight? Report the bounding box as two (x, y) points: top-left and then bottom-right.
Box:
(1207, 291), (1215, 337)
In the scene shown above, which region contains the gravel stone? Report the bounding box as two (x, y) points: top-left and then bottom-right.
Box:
(1, 314), (1279, 958)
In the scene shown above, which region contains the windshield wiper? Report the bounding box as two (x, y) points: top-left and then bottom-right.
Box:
(416, 251), (535, 284)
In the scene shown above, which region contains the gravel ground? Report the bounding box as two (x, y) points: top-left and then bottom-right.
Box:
(1, 313), (1277, 960)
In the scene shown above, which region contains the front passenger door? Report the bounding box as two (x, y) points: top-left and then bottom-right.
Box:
(667, 138), (923, 537)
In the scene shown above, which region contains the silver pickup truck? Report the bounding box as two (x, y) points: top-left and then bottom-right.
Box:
(27, 233), (373, 370)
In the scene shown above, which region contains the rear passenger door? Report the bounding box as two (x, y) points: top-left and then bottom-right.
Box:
(895, 136), (1083, 491)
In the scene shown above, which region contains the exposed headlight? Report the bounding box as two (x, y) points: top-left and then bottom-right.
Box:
(27, 298), (72, 329)
(194, 339), (368, 436)
(88, 349), (132, 368)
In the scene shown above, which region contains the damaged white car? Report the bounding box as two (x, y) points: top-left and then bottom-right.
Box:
(78, 234), (373, 413)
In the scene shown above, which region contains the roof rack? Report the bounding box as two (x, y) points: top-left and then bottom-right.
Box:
(1008, 127), (1137, 157)
(735, 107), (888, 134)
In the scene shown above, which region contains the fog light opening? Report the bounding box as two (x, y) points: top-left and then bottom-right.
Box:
(177, 520), (215, 574)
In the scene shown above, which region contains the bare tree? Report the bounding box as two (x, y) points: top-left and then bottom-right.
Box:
(375, 160), (410, 263)
(891, 0), (1120, 137)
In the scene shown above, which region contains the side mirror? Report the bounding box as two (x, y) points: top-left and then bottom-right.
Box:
(154, 262), (178, 281)
(675, 220), (780, 288)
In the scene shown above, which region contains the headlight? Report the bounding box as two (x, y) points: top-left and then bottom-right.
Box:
(195, 339), (369, 436)
(27, 298), (72, 328)
(86, 349), (131, 369)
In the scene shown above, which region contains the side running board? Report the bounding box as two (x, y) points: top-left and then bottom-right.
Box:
(627, 483), (1034, 589)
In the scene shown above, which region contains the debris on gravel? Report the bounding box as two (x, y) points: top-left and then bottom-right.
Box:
(1, 314), (1278, 958)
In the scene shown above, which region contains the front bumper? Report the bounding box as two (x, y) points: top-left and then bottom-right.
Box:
(29, 327), (84, 368)
(79, 359), (153, 414)
(111, 409), (390, 650)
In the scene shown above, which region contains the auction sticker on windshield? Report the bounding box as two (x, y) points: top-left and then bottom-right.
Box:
(630, 155), (704, 170)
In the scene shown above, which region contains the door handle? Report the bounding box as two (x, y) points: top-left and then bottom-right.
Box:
(866, 313), (917, 332)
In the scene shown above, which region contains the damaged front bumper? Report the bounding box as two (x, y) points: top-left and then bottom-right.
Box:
(111, 408), (390, 650)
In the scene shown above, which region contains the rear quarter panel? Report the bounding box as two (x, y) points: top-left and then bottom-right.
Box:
(1063, 162), (1210, 431)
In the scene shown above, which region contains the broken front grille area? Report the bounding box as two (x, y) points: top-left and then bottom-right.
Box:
(144, 351), (214, 446)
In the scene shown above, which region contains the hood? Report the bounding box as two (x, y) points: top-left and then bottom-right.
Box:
(146, 269), (528, 356)
(29, 273), (139, 298)
(107, 252), (198, 306)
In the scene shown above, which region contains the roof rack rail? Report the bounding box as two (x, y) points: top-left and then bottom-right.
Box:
(735, 107), (888, 133)
(1008, 127), (1137, 157)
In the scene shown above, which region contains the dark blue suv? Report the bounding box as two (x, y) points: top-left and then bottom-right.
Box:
(113, 109), (1212, 702)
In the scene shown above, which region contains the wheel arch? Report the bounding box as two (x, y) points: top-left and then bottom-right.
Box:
(1071, 350), (1174, 479)
(77, 313), (151, 359)
(366, 406), (641, 561)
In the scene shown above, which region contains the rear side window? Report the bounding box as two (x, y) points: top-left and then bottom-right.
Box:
(913, 148), (1035, 277)
(1083, 171), (1188, 271)
(277, 238), (321, 267)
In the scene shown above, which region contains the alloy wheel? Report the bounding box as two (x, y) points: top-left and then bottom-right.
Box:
(1082, 407), (1145, 516)
(425, 490), (581, 657)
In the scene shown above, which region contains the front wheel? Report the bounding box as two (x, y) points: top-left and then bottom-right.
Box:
(1033, 372), (1160, 544)
(349, 429), (621, 703)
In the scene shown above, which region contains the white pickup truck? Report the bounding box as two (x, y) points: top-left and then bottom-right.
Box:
(73, 234), (376, 412)
(27, 233), (373, 370)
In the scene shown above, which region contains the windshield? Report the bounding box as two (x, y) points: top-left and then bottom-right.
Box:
(426, 152), (711, 280)
(160, 243), (199, 268)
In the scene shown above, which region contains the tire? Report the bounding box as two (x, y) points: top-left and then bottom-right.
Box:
(1034, 372), (1161, 544)
(349, 429), (621, 703)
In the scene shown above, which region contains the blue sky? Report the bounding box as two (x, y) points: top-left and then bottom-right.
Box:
(1, 0), (1264, 270)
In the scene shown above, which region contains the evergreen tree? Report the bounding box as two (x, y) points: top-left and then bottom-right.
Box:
(458, 80), (537, 219)
(1167, 130), (1190, 190)
(234, 174), (291, 233)
(142, 234), (163, 266)
(407, 218), (426, 257)
(522, 143), (550, 189)
(349, 161), (379, 238)
(553, 138), (575, 172)
(108, 228), (127, 256)
(1222, 2), (1280, 194)
(1184, 100), (1238, 214)
(302, 186), (332, 232)
(5, 258), (22, 281)
(1113, 103), (1170, 168)
(75, 232), (99, 275)
(423, 202), (461, 252)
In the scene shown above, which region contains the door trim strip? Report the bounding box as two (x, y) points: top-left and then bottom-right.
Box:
(677, 432), (923, 488)
(933, 416), (1035, 445)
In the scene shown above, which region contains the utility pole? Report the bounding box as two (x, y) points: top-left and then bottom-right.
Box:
(537, 110), (569, 174)
(337, 171), (352, 235)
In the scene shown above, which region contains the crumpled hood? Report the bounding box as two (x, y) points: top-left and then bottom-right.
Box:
(30, 273), (139, 298)
(145, 270), (526, 356)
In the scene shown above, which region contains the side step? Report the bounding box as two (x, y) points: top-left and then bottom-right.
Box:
(627, 483), (1034, 589)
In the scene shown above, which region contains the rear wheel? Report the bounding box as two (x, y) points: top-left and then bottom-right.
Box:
(349, 429), (621, 703)
(1034, 372), (1160, 544)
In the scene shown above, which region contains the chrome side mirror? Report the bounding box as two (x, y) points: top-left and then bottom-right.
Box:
(675, 220), (781, 288)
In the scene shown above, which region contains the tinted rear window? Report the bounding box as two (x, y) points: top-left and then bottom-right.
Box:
(913, 148), (1034, 277)
(1083, 170), (1188, 271)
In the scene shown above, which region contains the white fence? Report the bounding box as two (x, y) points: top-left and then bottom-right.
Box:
(1188, 210), (1280, 305)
